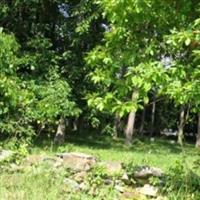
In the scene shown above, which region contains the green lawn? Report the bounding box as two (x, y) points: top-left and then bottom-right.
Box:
(32, 135), (200, 172)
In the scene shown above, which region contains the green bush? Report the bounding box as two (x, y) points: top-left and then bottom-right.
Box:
(163, 161), (200, 200)
(0, 30), (80, 141)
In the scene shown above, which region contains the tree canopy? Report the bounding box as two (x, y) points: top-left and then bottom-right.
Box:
(0, 0), (200, 147)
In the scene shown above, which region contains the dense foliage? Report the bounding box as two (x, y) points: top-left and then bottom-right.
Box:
(0, 0), (200, 147)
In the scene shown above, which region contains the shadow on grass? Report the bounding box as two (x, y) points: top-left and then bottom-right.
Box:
(74, 133), (188, 154)
(32, 131), (198, 156)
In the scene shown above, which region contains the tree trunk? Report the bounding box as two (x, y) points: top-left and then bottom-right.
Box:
(125, 91), (138, 145)
(177, 106), (185, 145)
(113, 114), (120, 139)
(150, 96), (156, 137)
(196, 113), (200, 148)
(139, 108), (146, 137)
(72, 118), (78, 131)
(125, 111), (136, 145)
(54, 117), (66, 145)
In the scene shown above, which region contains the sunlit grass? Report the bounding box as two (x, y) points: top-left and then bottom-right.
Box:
(31, 134), (200, 172)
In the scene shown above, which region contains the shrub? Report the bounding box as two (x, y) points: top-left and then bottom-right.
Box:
(163, 161), (200, 200)
(0, 30), (80, 141)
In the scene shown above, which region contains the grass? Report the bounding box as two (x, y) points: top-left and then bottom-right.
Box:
(33, 134), (200, 172)
(0, 133), (199, 200)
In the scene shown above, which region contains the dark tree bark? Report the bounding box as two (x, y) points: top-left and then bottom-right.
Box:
(125, 91), (138, 145)
(196, 113), (200, 148)
(139, 108), (146, 136)
(178, 106), (185, 145)
(54, 117), (66, 145)
(113, 114), (121, 139)
(150, 96), (156, 137)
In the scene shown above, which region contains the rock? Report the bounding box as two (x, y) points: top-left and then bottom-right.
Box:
(42, 157), (63, 168)
(134, 166), (163, 179)
(104, 179), (113, 185)
(155, 196), (168, 200)
(53, 158), (63, 168)
(121, 172), (129, 183)
(115, 179), (123, 185)
(136, 184), (158, 197)
(114, 185), (125, 193)
(73, 171), (87, 183)
(57, 152), (95, 160)
(88, 187), (98, 196)
(63, 178), (80, 190)
(98, 161), (122, 175)
(79, 182), (88, 191)
(9, 163), (25, 172)
(23, 155), (46, 166)
(135, 178), (149, 186)
(57, 152), (96, 171)
(122, 172), (129, 180)
(0, 150), (14, 162)
(121, 190), (146, 200)
(23, 155), (63, 168)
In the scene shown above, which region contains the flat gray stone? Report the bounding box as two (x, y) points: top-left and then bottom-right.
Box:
(63, 178), (80, 190)
(114, 185), (125, 193)
(57, 152), (95, 160)
(98, 161), (122, 175)
(136, 184), (159, 197)
(134, 166), (163, 179)
(57, 152), (96, 171)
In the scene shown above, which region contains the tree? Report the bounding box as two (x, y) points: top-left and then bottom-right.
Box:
(163, 13), (200, 145)
(86, 0), (189, 143)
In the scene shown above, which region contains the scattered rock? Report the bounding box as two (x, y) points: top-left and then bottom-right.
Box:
(104, 179), (113, 185)
(154, 196), (168, 200)
(134, 166), (163, 179)
(57, 152), (96, 171)
(23, 155), (47, 166)
(114, 184), (125, 193)
(99, 161), (122, 175)
(115, 179), (123, 184)
(121, 172), (129, 183)
(121, 190), (146, 200)
(79, 182), (88, 191)
(0, 150), (14, 162)
(88, 187), (98, 196)
(53, 158), (63, 168)
(63, 178), (80, 190)
(57, 152), (95, 160)
(135, 178), (149, 186)
(1, 150), (165, 199)
(136, 184), (158, 197)
(9, 163), (25, 172)
(73, 171), (87, 183)
(23, 154), (64, 169)
(42, 157), (63, 168)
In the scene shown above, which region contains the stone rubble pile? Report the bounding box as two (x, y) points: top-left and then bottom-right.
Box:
(0, 150), (167, 199)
